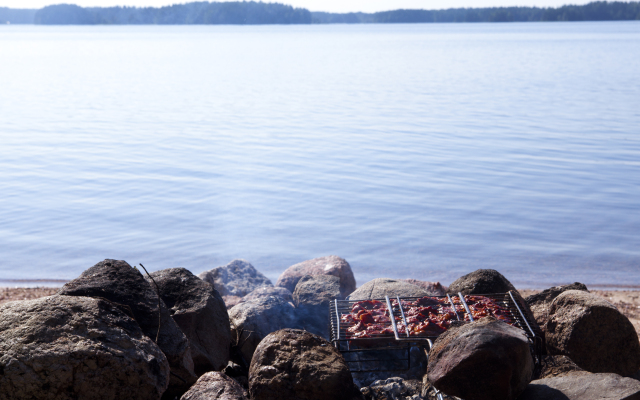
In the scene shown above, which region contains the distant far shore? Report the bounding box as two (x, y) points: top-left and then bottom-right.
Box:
(2, 286), (639, 336)
(1, 1), (639, 25)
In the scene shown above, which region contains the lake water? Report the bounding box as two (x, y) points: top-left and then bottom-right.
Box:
(1, 22), (639, 289)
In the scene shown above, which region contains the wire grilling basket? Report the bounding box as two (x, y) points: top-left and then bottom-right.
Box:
(329, 291), (542, 374)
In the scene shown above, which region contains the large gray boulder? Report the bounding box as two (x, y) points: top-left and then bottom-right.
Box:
(427, 318), (534, 400)
(248, 329), (362, 400)
(147, 268), (232, 375)
(545, 290), (640, 376)
(400, 279), (446, 296)
(228, 296), (298, 365)
(57, 259), (197, 397)
(347, 278), (430, 301)
(276, 256), (356, 299)
(0, 295), (170, 400)
(198, 260), (272, 298)
(525, 282), (589, 332)
(517, 371), (640, 400)
(446, 269), (517, 295)
(293, 274), (342, 339)
(243, 286), (293, 303)
(180, 372), (249, 400)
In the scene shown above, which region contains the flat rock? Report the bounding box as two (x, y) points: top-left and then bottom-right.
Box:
(518, 371), (640, 400)
(400, 279), (446, 296)
(243, 286), (293, 303)
(546, 290), (640, 376)
(276, 256), (356, 299)
(0, 295), (170, 400)
(199, 260), (272, 298)
(446, 269), (517, 295)
(147, 268), (232, 375)
(525, 283), (589, 332)
(293, 274), (342, 339)
(228, 296), (298, 366)
(180, 372), (249, 400)
(347, 278), (430, 301)
(427, 318), (534, 400)
(58, 259), (197, 397)
(248, 328), (362, 400)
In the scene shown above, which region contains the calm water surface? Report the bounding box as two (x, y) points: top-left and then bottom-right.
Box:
(1, 22), (639, 288)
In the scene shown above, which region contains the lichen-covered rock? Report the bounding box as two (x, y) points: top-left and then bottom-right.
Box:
(180, 372), (249, 400)
(545, 290), (640, 376)
(427, 318), (534, 400)
(228, 296), (298, 365)
(537, 355), (584, 379)
(58, 259), (196, 397)
(248, 329), (362, 400)
(198, 260), (272, 298)
(400, 279), (446, 296)
(0, 295), (170, 400)
(276, 256), (356, 299)
(347, 278), (430, 301)
(446, 269), (517, 295)
(147, 268), (232, 375)
(517, 371), (640, 400)
(525, 283), (589, 332)
(293, 275), (342, 339)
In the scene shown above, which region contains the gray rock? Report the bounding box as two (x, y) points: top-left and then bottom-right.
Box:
(276, 256), (356, 299)
(58, 259), (197, 398)
(243, 286), (293, 303)
(518, 371), (640, 400)
(361, 377), (423, 400)
(525, 283), (589, 332)
(347, 278), (430, 301)
(0, 295), (170, 400)
(180, 372), (249, 400)
(446, 269), (517, 295)
(545, 290), (640, 376)
(427, 318), (534, 400)
(248, 328), (363, 400)
(198, 260), (272, 298)
(400, 279), (446, 296)
(293, 275), (342, 339)
(228, 296), (298, 365)
(147, 268), (232, 375)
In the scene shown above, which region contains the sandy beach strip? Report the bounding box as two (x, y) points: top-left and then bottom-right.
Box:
(2, 286), (639, 336)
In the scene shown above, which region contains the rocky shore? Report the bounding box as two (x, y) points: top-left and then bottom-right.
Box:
(1, 257), (639, 400)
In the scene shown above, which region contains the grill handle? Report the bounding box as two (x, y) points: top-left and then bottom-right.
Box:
(385, 296), (401, 340)
(458, 292), (474, 322)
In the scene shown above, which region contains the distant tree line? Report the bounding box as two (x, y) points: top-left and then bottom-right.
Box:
(33, 2), (311, 25)
(0, 1), (638, 25)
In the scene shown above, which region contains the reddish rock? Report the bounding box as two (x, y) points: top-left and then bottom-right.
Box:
(276, 256), (356, 299)
(427, 318), (534, 400)
(525, 283), (589, 333)
(545, 290), (640, 376)
(248, 329), (362, 400)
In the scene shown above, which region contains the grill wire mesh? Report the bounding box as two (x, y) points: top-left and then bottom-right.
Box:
(329, 291), (542, 373)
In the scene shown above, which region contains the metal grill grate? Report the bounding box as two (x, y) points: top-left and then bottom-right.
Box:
(329, 291), (542, 373)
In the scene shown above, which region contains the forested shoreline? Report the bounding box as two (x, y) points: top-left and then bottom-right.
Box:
(1, 1), (639, 25)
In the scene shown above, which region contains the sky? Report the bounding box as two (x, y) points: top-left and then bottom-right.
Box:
(3, 0), (596, 13)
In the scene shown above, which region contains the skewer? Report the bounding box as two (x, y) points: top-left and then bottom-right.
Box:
(397, 296), (411, 338)
(385, 296), (401, 340)
(446, 294), (461, 321)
